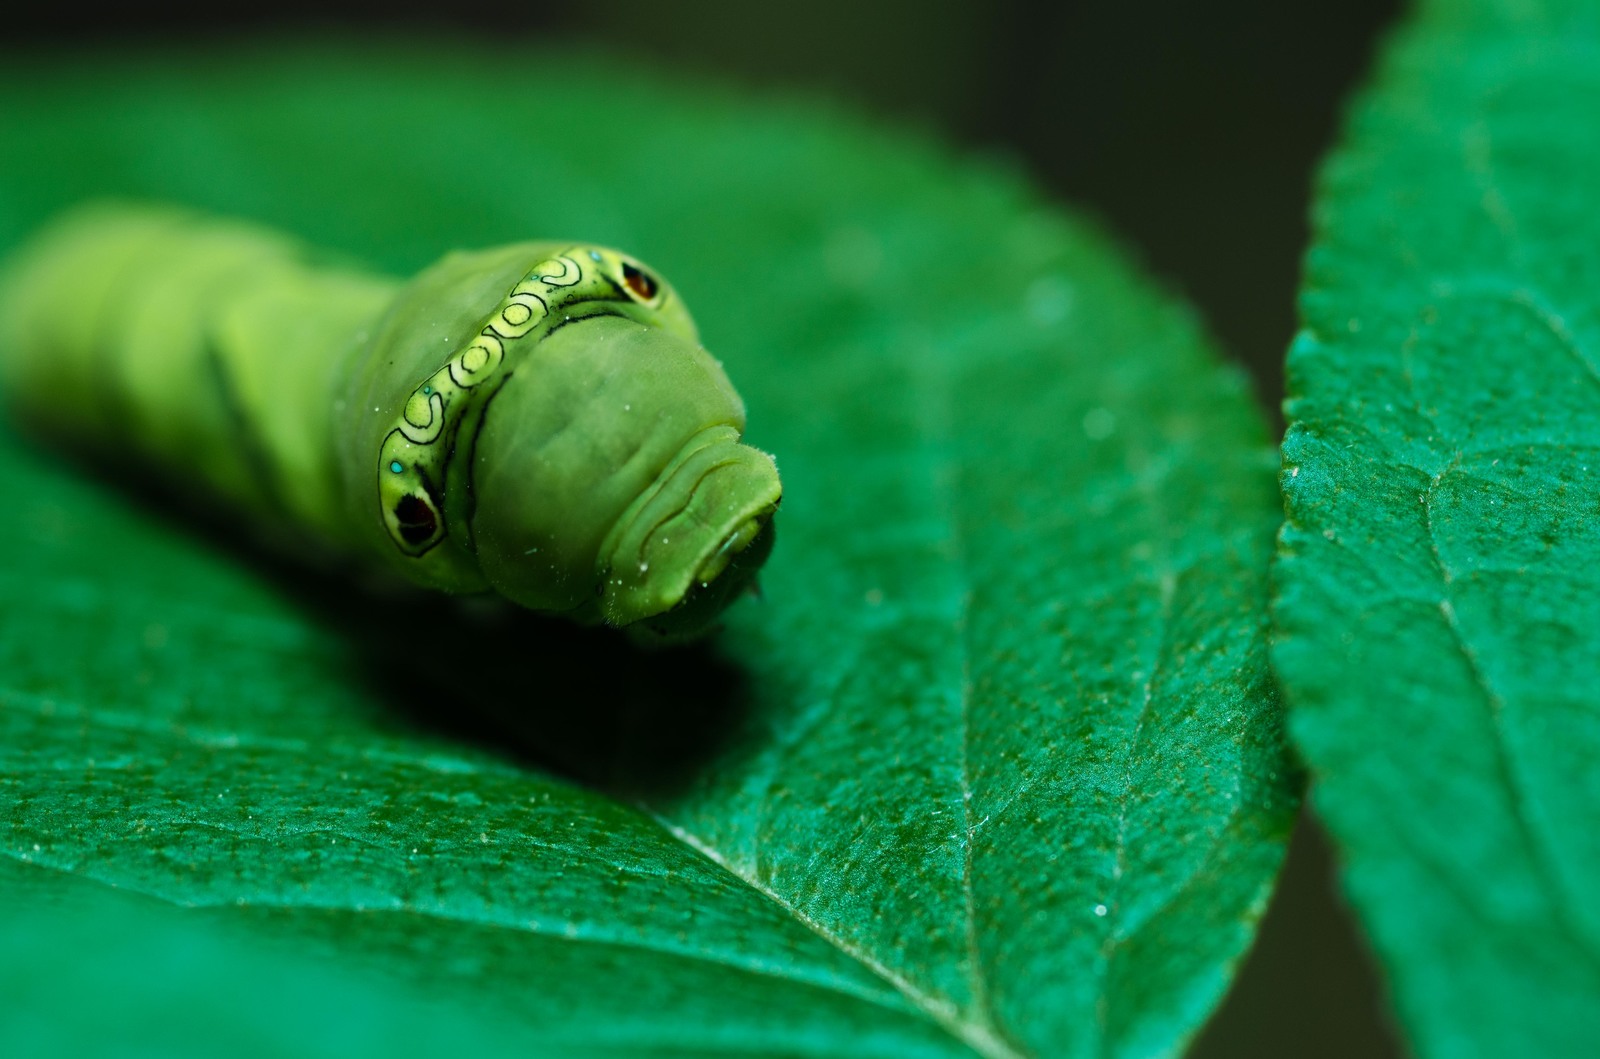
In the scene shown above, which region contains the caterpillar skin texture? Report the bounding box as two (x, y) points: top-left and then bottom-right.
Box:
(0, 204), (781, 638)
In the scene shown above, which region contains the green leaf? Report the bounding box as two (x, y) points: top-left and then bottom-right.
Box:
(1275, 1), (1600, 1055)
(0, 858), (547, 1058)
(0, 43), (1295, 1058)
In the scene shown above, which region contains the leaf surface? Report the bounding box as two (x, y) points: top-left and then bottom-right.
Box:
(0, 43), (1294, 1058)
(1276, 1), (1600, 1054)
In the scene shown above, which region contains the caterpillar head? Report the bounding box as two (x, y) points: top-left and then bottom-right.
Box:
(353, 242), (781, 638)
(469, 312), (782, 638)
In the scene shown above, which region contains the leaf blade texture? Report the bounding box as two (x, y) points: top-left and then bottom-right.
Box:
(0, 43), (1295, 1058)
(1276, 1), (1600, 1055)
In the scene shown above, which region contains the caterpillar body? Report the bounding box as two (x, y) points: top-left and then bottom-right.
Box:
(0, 204), (781, 638)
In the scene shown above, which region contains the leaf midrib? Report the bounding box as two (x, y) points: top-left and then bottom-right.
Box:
(649, 815), (1021, 1059)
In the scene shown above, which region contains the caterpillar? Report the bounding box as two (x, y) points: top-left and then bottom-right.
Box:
(0, 203), (781, 638)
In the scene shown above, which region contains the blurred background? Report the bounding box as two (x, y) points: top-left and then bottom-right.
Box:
(9, 0), (1406, 1054)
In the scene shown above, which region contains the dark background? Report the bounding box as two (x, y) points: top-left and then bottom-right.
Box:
(7, 1), (1407, 1054)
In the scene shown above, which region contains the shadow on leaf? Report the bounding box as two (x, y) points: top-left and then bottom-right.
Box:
(339, 594), (754, 800)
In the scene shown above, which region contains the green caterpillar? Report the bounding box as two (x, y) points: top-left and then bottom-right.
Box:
(0, 203), (781, 638)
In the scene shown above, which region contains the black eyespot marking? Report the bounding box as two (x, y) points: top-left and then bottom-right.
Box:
(622, 262), (659, 302)
(394, 494), (438, 546)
